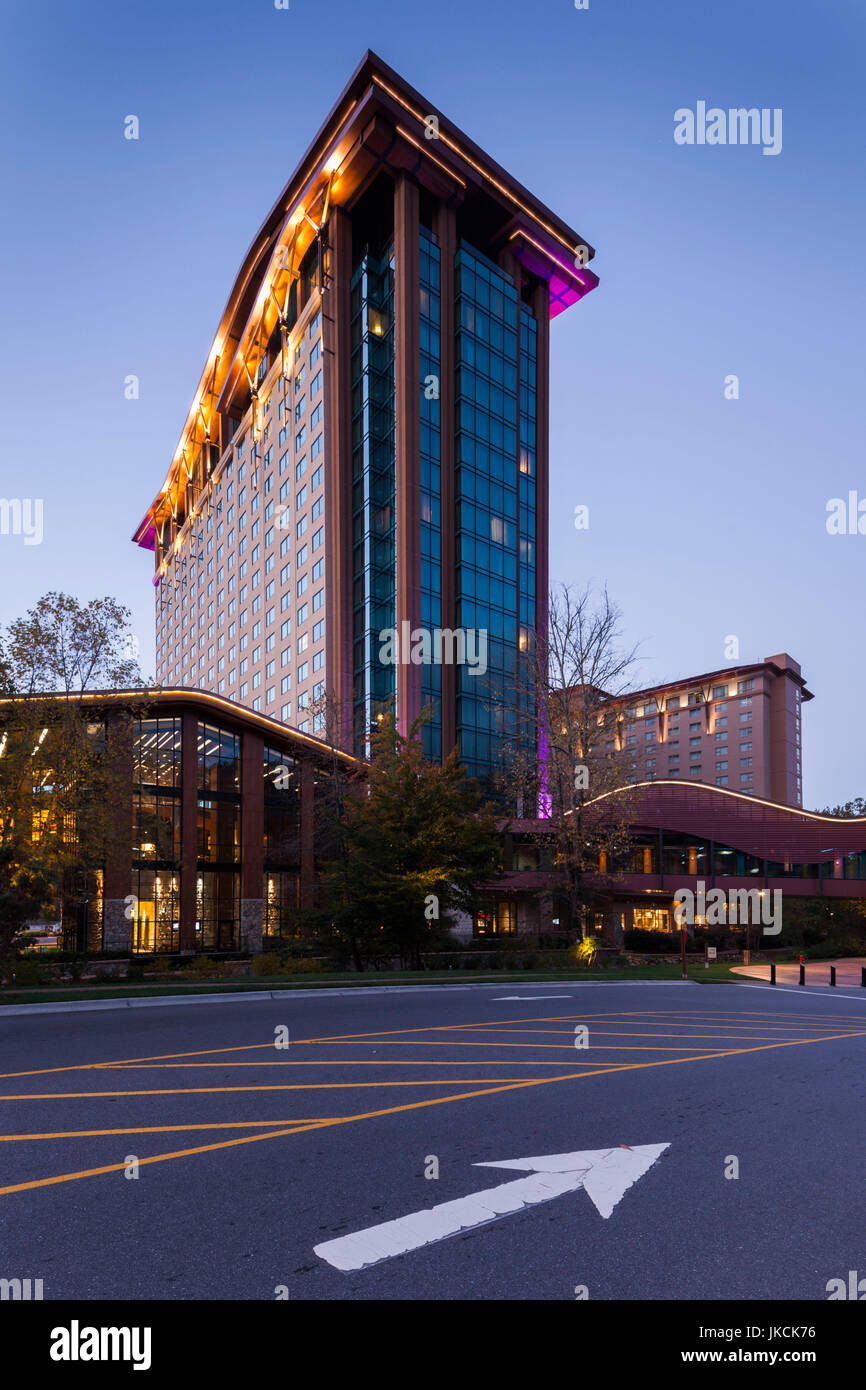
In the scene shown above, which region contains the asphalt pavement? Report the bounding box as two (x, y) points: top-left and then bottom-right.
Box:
(1, 980), (865, 1300)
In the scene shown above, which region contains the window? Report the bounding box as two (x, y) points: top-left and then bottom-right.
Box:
(712, 685), (728, 699)
(737, 679), (754, 694)
(740, 757), (753, 767)
(740, 742), (752, 752)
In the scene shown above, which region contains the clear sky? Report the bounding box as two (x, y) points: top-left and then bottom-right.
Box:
(0, 0), (863, 808)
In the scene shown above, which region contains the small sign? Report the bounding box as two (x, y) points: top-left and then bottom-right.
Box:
(707, 947), (717, 960)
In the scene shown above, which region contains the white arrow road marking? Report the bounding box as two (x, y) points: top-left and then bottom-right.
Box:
(492, 995), (573, 1001)
(313, 1143), (669, 1271)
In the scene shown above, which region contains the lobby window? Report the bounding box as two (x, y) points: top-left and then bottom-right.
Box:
(130, 870), (179, 955)
(632, 908), (671, 933)
(474, 902), (516, 937)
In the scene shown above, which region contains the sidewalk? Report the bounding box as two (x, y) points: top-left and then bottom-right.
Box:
(732, 957), (866, 988)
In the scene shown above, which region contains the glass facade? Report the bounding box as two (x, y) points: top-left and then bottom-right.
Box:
(196, 870), (239, 952)
(132, 718), (182, 953)
(419, 228), (442, 759)
(351, 244), (396, 755)
(197, 722), (240, 946)
(263, 745), (301, 869)
(454, 242), (523, 789)
(264, 871), (300, 941)
(131, 867), (179, 953)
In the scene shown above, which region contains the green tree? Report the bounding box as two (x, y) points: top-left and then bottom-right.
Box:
(316, 711), (502, 969)
(0, 593), (146, 955)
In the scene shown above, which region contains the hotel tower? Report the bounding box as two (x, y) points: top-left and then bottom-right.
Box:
(134, 52), (598, 787)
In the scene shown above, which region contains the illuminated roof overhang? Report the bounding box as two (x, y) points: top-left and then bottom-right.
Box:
(0, 688), (361, 771)
(583, 781), (866, 860)
(133, 50), (598, 553)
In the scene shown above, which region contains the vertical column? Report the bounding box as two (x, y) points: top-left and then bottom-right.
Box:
(393, 174), (421, 735)
(300, 760), (316, 909)
(435, 202), (457, 758)
(102, 714), (134, 953)
(240, 728), (264, 953)
(531, 282), (550, 667)
(179, 710), (198, 952)
(324, 205), (354, 752)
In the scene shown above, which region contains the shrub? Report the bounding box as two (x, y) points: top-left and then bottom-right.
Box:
(623, 928), (679, 954)
(280, 956), (324, 974)
(573, 936), (600, 968)
(1, 959), (45, 986)
(251, 953), (282, 977)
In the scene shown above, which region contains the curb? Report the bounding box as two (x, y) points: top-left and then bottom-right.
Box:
(0, 978), (699, 1018)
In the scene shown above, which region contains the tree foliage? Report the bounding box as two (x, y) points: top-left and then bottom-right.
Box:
(314, 711), (502, 968)
(0, 593), (146, 953)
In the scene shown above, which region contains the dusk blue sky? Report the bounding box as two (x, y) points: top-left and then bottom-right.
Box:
(0, 0), (863, 807)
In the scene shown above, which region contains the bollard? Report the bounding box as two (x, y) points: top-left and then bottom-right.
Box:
(799, 963), (806, 986)
(770, 961), (776, 986)
(830, 965), (836, 987)
(862, 966), (866, 989)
